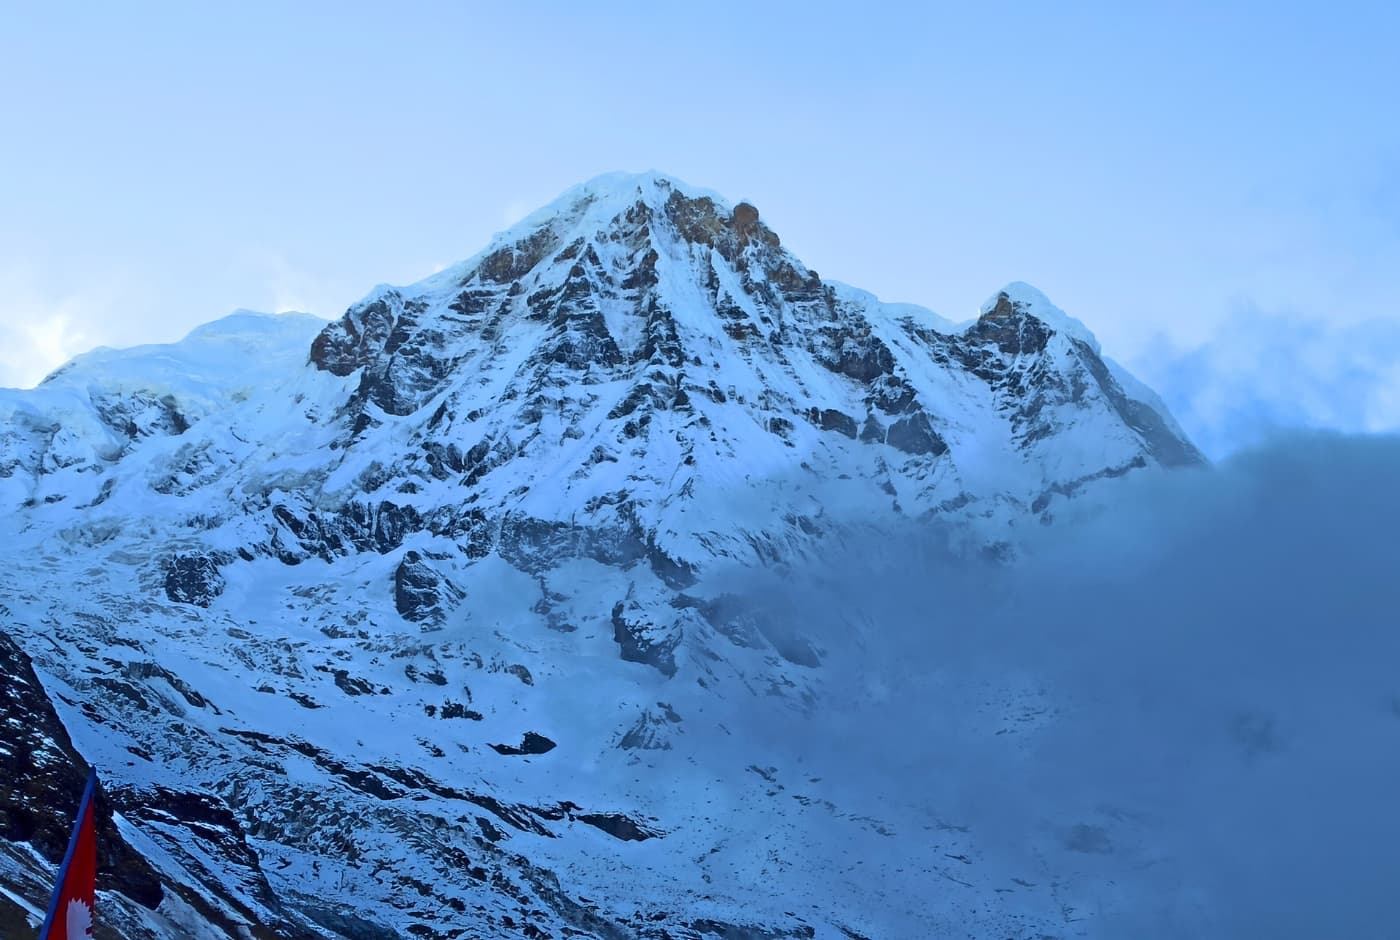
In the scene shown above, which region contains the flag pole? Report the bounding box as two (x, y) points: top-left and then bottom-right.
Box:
(37, 767), (98, 940)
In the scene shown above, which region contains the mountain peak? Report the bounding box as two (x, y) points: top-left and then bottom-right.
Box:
(411, 171), (775, 301)
(979, 281), (1100, 353)
(497, 170), (738, 246)
(572, 169), (730, 205)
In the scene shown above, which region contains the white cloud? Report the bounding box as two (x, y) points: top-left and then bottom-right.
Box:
(251, 251), (342, 318)
(0, 267), (116, 389)
(1129, 305), (1400, 459)
(0, 314), (89, 387)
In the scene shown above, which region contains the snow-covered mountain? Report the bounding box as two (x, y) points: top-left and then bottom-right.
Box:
(0, 172), (1203, 939)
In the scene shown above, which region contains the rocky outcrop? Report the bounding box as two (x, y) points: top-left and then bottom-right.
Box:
(817, 327), (896, 383)
(94, 391), (190, 441)
(885, 412), (948, 457)
(490, 732), (557, 756)
(270, 500), (423, 564)
(393, 551), (463, 625)
(611, 598), (684, 677)
(618, 704), (682, 751)
(806, 407), (859, 438)
(163, 553), (225, 606)
(309, 294), (400, 377)
(574, 812), (660, 843)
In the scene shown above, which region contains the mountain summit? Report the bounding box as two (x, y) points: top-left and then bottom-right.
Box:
(1, 173), (1202, 938)
(300, 169), (1200, 581)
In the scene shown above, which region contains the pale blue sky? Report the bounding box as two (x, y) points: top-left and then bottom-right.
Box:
(2, 2), (1397, 448)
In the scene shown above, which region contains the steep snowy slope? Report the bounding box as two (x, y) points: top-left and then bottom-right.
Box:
(0, 312), (326, 512)
(0, 172), (1204, 939)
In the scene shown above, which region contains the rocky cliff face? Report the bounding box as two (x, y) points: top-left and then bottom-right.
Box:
(0, 172), (1203, 938)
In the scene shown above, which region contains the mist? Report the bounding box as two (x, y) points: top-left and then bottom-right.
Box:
(1131, 308), (1400, 460)
(722, 432), (1400, 937)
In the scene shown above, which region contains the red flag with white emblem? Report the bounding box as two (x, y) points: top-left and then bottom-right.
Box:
(39, 767), (98, 940)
